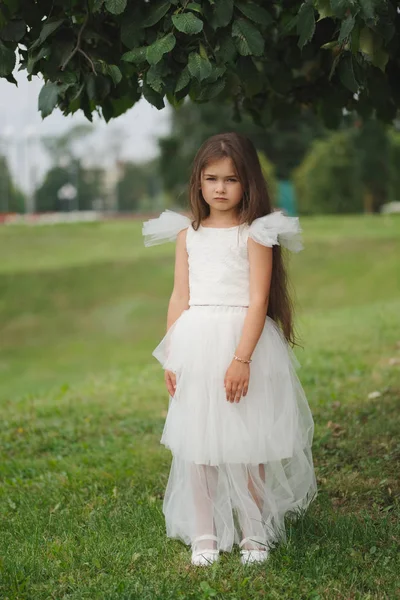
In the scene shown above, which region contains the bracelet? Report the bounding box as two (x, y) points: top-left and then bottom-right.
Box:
(233, 354), (252, 364)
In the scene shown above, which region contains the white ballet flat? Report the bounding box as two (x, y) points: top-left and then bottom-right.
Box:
(239, 537), (270, 565)
(191, 534), (220, 566)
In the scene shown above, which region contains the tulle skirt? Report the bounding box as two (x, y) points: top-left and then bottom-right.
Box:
(152, 305), (318, 552)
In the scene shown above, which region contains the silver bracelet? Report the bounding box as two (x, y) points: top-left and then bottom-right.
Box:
(233, 354), (252, 364)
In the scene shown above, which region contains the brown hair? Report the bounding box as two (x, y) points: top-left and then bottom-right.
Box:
(188, 132), (299, 347)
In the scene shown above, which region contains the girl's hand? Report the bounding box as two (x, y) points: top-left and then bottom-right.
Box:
(164, 369), (177, 397)
(224, 359), (250, 403)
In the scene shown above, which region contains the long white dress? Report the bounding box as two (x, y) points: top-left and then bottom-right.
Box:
(142, 209), (318, 553)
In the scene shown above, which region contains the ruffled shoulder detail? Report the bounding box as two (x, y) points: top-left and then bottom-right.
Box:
(248, 210), (304, 253)
(142, 209), (192, 247)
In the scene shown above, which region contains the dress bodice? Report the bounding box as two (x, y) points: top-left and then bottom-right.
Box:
(142, 209), (303, 307)
(186, 223), (251, 306)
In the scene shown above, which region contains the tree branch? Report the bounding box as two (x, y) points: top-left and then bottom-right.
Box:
(78, 48), (97, 74)
(61, 13), (89, 71)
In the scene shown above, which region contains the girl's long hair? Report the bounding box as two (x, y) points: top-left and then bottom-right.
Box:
(188, 132), (298, 347)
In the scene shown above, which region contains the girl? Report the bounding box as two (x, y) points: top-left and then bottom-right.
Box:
(142, 132), (317, 567)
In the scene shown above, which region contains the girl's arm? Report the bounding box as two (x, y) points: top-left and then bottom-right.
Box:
(166, 228), (190, 332)
(224, 238), (272, 403)
(234, 238), (273, 360)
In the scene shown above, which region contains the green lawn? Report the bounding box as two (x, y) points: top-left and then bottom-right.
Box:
(0, 215), (399, 599)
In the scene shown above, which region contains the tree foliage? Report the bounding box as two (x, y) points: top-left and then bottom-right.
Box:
(293, 130), (363, 214)
(0, 154), (25, 212)
(116, 160), (160, 211)
(158, 99), (324, 205)
(35, 161), (105, 212)
(0, 1), (398, 125)
(293, 120), (398, 214)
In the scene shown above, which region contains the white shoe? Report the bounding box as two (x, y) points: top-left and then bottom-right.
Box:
(191, 534), (220, 566)
(239, 537), (270, 565)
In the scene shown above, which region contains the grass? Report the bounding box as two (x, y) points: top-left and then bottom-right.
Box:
(0, 214), (399, 599)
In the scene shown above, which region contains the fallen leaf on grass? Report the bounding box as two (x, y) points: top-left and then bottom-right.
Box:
(368, 391), (382, 399)
(326, 421), (346, 436)
(388, 357), (400, 366)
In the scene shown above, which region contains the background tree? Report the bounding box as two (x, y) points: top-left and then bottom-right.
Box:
(35, 160), (105, 212)
(353, 119), (390, 213)
(293, 118), (400, 215)
(0, 1), (398, 125)
(293, 130), (363, 214)
(0, 154), (25, 213)
(388, 129), (400, 204)
(116, 160), (161, 211)
(158, 99), (323, 204)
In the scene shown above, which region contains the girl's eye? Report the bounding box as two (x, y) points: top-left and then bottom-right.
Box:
(228, 178), (237, 182)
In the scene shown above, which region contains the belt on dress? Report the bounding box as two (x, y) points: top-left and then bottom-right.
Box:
(190, 304), (249, 308)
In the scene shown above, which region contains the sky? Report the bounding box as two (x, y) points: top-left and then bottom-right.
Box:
(0, 71), (171, 193)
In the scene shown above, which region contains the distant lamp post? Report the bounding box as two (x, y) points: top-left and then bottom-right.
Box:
(59, 154), (79, 211)
(58, 183), (77, 212)
(23, 125), (38, 213)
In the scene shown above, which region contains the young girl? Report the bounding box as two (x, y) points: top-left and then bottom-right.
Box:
(142, 132), (317, 567)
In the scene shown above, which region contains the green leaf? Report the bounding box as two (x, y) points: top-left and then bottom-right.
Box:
(27, 46), (47, 74)
(187, 51), (212, 81)
(121, 46), (147, 64)
(175, 66), (190, 92)
(215, 34), (237, 63)
(330, 0), (349, 18)
(359, 26), (374, 56)
(359, 0), (375, 20)
(30, 18), (64, 50)
(121, 19), (145, 49)
(236, 57), (262, 96)
(38, 82), (59, 118)
(194, 76), (226, 102)
(166, 91), (185, 108)
(235, 2), (272, 27)
(187, 2), (202, 13)
(0, 19), (26, 42)
(297, 2), (315, 49)
(232, 18), (264, 56)
(0, 40), (15, 76)
(146, 32), (176, 65)
(142, 80), (165, 109)
(321, 41), (338, 50)
(2, 0), (20, 18)
(338, 14), (355, 44)
(142, 1), (171, 28)
(107, 64), (122, 86)
(172, 12), (203, 34)
(105, 0), (127, 15)
(339, 55), (359, 93)
(207, 65), (226, 83)
(5, 72), (17, 85)
(211, 0), (233, 29)
(371, 46), (389, 72)
(146, 63), (165, 93)
(316, 0), (334, 20)
(92, 0), (105, 12)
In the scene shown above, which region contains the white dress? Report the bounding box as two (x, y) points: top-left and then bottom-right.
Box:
(142, 209), (318, 552)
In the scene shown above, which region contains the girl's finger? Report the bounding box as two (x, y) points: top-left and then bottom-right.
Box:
(225, 384), (232, 402)
(165, 372), (177, 397)
(231, 385), (238, 403)
(234, 388), (243, 403)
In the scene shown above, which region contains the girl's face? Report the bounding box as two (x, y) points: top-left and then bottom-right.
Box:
(200, 157), (244, 215)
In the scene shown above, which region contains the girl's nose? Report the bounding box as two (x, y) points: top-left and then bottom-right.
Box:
(215, 180), (225, 192)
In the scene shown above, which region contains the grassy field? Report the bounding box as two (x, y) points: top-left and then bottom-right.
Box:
(0, 214), (399, 599)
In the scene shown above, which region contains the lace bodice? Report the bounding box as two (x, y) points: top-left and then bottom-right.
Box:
(142, 209), (303, 307)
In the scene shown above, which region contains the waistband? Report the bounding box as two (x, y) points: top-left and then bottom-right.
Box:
(190, 304), (249, 308)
